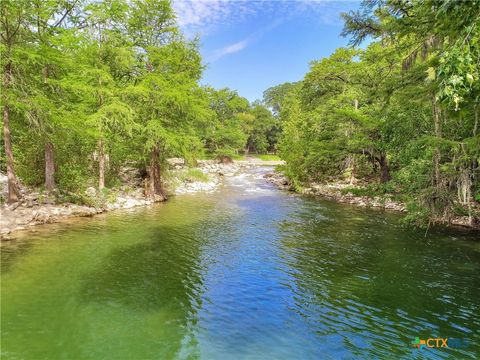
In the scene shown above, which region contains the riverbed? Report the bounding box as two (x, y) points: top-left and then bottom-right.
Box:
(1, 167), (479, 359)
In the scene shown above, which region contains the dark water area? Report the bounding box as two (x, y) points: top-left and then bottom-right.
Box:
(1, 167), (479, 359)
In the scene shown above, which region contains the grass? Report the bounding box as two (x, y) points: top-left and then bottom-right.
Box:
(178, 168), (210, 183)
(197, 153), (281, 161)
(199, 153), (245, 160)
(255, 154), (281, 161)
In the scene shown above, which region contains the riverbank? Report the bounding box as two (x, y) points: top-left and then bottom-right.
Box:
(264, 172), (403, 210)
(264, 171), (480, 230)
(0, 159), (282, 238)
(3, 158), (477, 237)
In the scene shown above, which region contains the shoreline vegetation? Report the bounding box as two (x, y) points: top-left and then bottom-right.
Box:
(0, 159), (236, 239)
(0, 163), (407, 240)
(265, 171), (479, 231)
(2, 156), (479, 240)
(267, 2), (480, 229)
(1, 0), (479, 234)
(0, 158), (282, 238)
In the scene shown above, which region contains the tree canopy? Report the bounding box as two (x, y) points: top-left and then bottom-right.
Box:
(274, 0), (480, 226)
(2, 0), (478, 227)
(1, 0), (277, 204)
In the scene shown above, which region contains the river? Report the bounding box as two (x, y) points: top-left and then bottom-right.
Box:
(1, 167), (479, 359)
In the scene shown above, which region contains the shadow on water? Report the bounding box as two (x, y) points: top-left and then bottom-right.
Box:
(0, 199), (223, 360)
(80, 222), (206, 359)
(81, 223), (203, 311)
(1, 240), (36, 274)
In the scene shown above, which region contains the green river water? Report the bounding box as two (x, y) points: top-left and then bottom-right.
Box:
(1, 167), (479, 359)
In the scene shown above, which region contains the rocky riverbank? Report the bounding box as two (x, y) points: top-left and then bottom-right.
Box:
(264, 172), (405, 211)
(171, 159), (246, 194)
(264, 171), (479, 229)
(0, 187), (156, 239)
(303, 183), (406, 212)
(0, 159), (260, 238)
(2, 160), (477, 237)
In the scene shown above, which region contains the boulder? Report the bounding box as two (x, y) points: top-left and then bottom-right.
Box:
(0, 172), (7, 195)
(217, 155), (233, 164)
(85, 187), (97, 198)
(167, 158), (185, 166)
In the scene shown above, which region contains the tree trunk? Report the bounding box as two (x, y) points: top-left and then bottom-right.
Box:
(432, 98), (442, 188)
(2, 61), (21, 203)
(3, 104), (21, 203)
(474, 105), (478, 137)
(349, 155), (357, 184)
(378, 153), (391, 183)
(45, 142), (56, 191)
(98, 138), (105, 190)
(147, 145), (166, 200)
(42, 62), (56, 192)
(349, 99), (359, 184)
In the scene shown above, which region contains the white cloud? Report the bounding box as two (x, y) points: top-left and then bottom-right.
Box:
(210, 39), (249, 60)
(207, 17), (284, 61)
(173, 1), (355, 61)
(173, 1), (351, 37)
(173, 0), (260, 36)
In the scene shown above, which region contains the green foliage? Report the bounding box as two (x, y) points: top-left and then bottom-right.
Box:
(201, 88), (247, 157)
(1, 0), (279, 204)
(341, 182), (396, 198)
(276, 0), (480, 226)
(3, 0), (477, 229)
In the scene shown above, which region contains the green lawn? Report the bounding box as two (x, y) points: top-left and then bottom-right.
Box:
(255, 154), (282, 161)
(200, 153), (246, 160)
(198, 153), (281, 161)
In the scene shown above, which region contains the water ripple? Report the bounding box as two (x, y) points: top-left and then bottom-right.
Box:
(1, 167), (479, 359)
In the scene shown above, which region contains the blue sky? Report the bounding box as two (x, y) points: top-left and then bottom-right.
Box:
(173, 1), (361, 102)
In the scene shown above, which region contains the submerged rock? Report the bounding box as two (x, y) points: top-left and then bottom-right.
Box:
(263, 172), (290, 190)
